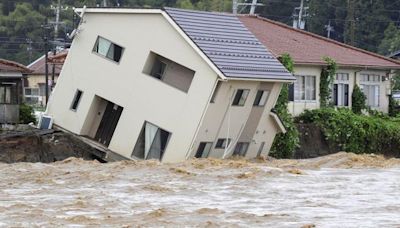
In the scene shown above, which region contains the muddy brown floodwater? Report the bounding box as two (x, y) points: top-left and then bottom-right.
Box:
(0, 152), (400, 227)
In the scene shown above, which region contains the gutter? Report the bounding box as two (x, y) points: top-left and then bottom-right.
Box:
(270, 108), (287, 134)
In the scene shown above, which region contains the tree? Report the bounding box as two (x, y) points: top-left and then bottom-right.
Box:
(270, 54), (299, 159)
(351, 84), (366, 114)
(378, 22), (400, 56)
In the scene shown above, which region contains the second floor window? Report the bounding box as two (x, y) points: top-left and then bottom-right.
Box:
(93, 36), (124, 63)
(294, 75), (316, 101)
(232, 89), (250, 106)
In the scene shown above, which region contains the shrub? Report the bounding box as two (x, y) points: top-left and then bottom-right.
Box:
(296, 108), (400, 155)
(320, 57), (337, 108)
(351, 84), (366, 114)
(19, 103), (36, 124)
(270, 53), (299, 158)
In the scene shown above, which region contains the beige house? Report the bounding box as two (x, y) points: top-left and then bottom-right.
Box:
(45, 8), (295, 162)
(241, 16), (400, 115)
(26, 50), (67, 106)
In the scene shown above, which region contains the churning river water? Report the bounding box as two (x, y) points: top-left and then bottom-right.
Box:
(0, 152), (399, 227)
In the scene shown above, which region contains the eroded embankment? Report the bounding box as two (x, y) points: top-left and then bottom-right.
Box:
(1, 152), (400, 227)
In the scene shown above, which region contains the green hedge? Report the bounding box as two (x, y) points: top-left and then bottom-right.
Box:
(296, 108), (400, 155)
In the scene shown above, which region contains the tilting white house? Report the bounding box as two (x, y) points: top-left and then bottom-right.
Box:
(46, 7), (295, 162)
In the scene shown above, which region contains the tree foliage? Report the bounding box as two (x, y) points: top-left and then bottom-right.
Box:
(351, 84), (366, 114)
(297, 108), (400, 156)
(320, 57), (337, 108)
(270, 53), (299, 159)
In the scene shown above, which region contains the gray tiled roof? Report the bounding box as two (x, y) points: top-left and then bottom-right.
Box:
(164, 7), (295, 81)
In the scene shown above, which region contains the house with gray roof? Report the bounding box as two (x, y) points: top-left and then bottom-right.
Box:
(45, 7), (295, 162)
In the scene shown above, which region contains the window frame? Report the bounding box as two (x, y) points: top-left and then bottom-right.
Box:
(294, 75), (316, 102)
(70, 89), (83, 111)
(253, 90), (270, 107)
(150, 58), (168, 80)
(0, 83), (18, 105)
(92, 36), (124, 64)
(333, 73), (350, 107)
(233, 142), (250, 157)
(215, 138), (231, 149)
(232, 89), (250, 106)
(131, 121), (171, 161)
(195, 142), (213, 158)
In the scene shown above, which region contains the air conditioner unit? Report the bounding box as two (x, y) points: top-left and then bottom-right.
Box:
(38, 115), (53, 130)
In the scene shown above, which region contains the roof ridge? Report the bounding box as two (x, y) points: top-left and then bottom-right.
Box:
(241, 14), (400, 66)
(208, 51), (274, 59)
(0, 58), (31, 73)
(193, 37), (260, 45)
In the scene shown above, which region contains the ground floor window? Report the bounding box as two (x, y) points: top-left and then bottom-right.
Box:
(0, 83), (18, 104)
(215, 138), (231, 149)
(294, 75), (316, 101)
(195, 142), (213, 158)
(361, 84), (380, 107)
(333, 83), (349, 106)
(233, 142), (249, 157)
(131, 122), (171, 161)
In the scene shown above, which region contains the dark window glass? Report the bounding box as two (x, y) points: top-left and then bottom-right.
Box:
(210, 81), (222, 103)
(93, 36), (124, 63)
(131, 122), (171, 161)
(232, 89), (249, 106)
(215, 138), (231, 149)
(150, 58), (167, 79)
(233, 142), (249, 157)
(70, 90), (83, 111)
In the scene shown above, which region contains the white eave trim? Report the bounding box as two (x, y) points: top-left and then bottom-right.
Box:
(227, 77), (295, 83)
(270, 112), (286, 134)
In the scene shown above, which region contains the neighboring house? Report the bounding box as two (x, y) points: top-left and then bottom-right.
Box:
(240, 16), (400, 115)
(0, 59), (30, 124)
(26, 50), (68, 106)
(46, 8), (295, 162)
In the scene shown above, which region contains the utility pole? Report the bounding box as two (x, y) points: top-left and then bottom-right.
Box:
(292, 0), (309, 29)
(325, 20), (334, 38)
(232, 0), (263, 15)
(297, 0), (304, 29)
(233, 0), (238, 14)
(42, 18), (51, 106)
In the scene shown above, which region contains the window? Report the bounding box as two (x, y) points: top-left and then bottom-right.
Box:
(233, 142), (249, 157)
(361, 84), (380, 107)
(150, 59), (167, 80)
(70, 90), (83, 111)
(93, 36), (123, 63)
(360, 73), (381, 107)
(253, 90), (269, 106)
(143, 52), (195, 93)
(195, 142), (213, 158)
(210, 81), (222, 103)
(294, 75), (316, 101)
(232, 89), (250, 106)
(24, 88), (41, 105)
(131, 122), (171, 160)
(257, 142), (265, 157)
(39, 83), (50, 97)
(0, 84), (18, 104)
(333, 73), (349, 107)
(215, 138), (231, 149)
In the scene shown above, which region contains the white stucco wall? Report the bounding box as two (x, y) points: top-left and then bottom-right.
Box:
(46, 12), (219, 162)
(288, 65), (391, 115)
(191, 80), (283, 159)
